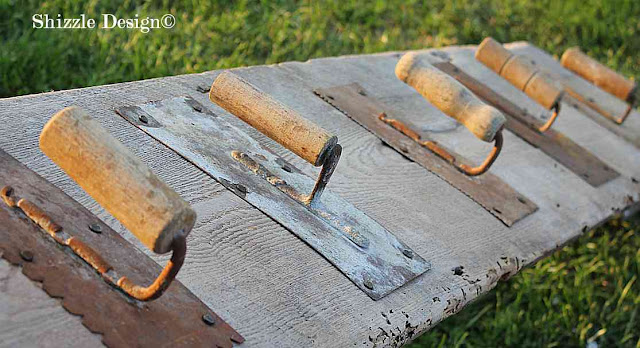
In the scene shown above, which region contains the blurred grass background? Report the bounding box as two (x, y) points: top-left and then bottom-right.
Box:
(1, 0), (639, 346)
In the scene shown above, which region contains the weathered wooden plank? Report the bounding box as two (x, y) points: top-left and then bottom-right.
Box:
(0, 259), (103, 347)
(0, 44), (638, 348)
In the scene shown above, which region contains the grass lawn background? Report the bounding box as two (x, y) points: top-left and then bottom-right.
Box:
(1, 1), (639, 346)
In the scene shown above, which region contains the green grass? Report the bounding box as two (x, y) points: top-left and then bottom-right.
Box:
(413, 218), (640, 348)
(1, 0), (639, 346)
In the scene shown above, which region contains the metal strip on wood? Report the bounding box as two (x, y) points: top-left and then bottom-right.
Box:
(116, 96), (431, 300)
(0, 149), (244, 348)
(314, 83), (538, 227)
(433, 61), (620, 187)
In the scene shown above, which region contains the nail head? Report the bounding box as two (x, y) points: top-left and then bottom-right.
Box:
(202, 313), (216, 326)
(363, 278), (374, 290)
(88, 223), (102, 234)
(20, 250), (34, 262)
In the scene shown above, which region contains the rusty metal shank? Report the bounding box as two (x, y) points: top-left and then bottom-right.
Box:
(537, 103), (560, 132)
(378, 113), (502, 176)
(306, 144), (341, 205)
(1, 185), (184, 302)
(117, 236), (186, 301)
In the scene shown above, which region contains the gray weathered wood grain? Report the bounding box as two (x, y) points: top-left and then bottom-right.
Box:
(0, 259), (103, 347)
(0, 43), (639, 347)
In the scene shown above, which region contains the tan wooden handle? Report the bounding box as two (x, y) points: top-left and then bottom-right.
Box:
(396, 52), (506, 142)
(210, 72), (338, 166)
(39, 107), (196, 254)
(561, 47), (636, 102)
(476, 37), (564, 110)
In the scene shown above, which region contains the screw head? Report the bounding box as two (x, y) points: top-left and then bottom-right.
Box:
(402, 248), (414, 259)
(139, 114), (149, 124)
(88, 223), (102, 234)
(235, 184), (247, 194)
(363, 278), (374, 290)
(202, 313), (216, 326)
(20, 250), (34, 262)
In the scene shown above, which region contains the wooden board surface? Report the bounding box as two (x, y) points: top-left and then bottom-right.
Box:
(0, 42), (639, 347)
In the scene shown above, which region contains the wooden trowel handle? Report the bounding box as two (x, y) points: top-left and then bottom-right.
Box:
(561, 47), (636, 102)
(395, 52), (506, 142)
(210, 71), (338, 166)
(476, 37), (563, 110)
(39, 107), (196, 254)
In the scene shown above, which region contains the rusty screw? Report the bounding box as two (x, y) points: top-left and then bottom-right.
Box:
(139, 115), (149, 124)
(88, 223), (102, 234)
(20, 250), (34, 262)
(202, 313), (216, 326)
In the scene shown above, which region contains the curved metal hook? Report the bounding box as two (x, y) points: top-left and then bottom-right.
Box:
(537, 103), (560, 133)
(117, 236), (186, 301)
(378, 113), (502, 176)
(1, 185), (185, 302)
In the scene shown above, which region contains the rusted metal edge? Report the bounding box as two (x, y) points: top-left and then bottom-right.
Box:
(315, 83), (538, 227)
(433, 61), (619, 187)
(0, 149), (244, 348)
(116, 96), (431, 300)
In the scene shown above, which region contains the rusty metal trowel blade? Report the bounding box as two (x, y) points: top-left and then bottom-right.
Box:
(315, 83), (538, 227)
(0, 149), (244, 348)
(116, 96), (430, 300)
